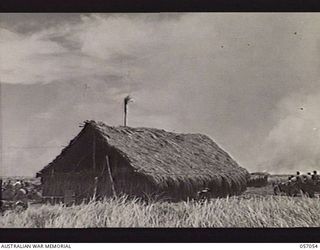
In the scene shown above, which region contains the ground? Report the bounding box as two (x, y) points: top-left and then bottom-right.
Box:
(0, 175), (319, 228)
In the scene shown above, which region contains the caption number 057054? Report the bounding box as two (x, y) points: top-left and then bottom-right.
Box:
(300, 244), (318, 248)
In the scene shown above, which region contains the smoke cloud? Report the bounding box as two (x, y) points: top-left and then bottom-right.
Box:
(257, 91), (320, 173)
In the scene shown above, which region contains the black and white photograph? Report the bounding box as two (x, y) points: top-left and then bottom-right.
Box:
(0, 13), (320, 229)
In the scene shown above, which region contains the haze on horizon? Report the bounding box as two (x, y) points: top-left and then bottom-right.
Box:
(1, 13), (320, 177)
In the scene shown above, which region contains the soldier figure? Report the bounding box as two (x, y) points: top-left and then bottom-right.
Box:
(2, 180), (14, 200)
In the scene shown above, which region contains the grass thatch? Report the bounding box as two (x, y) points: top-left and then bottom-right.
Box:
(38, 120), (249, 198)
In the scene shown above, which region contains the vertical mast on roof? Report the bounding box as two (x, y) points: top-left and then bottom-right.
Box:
(124, 95), (133, 127)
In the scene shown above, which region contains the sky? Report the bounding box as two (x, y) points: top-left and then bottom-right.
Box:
(1, 13), (320, 176)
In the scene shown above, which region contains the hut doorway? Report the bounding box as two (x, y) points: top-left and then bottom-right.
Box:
(94, 155), (117, 199)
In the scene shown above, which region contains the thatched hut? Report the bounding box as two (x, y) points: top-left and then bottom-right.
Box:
(37, 121), (249, 202)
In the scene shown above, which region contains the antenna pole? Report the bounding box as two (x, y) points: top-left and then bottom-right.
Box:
(124, 99), (127, 126)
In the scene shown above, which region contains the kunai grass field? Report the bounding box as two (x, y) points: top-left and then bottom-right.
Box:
(1, 194), (320, 228)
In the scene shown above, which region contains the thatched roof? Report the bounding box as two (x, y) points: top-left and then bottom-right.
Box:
(38, 121), (249, 194)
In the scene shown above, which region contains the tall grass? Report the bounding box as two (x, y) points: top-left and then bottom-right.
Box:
(1, 196), (319, 228)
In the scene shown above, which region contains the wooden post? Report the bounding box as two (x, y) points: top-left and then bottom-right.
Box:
(93, 177), (98, 200)
(101, 155), (106, 175)
(106, 155), (116, 197)
(92, 133), (96, 171)
(92, 134), (98, 200)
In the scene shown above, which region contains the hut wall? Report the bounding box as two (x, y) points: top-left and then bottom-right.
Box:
(41, 170), (99, 202)
(97, 146), (157, 199)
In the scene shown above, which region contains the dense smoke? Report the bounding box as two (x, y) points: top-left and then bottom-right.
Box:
(256, 91), (320, 173)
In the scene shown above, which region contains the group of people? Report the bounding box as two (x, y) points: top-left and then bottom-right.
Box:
(1, 180), (30, 210)
(274, 171), (320, 197)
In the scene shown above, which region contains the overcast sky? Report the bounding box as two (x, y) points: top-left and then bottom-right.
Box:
(1, 13), (320, 176)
